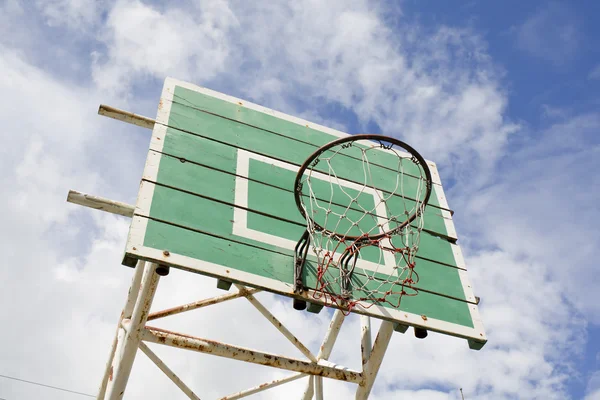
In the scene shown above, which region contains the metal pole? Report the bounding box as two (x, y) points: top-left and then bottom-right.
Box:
(97, 261), (146, 399)
(314, 376), (324, 400)
(142, 326), (363, 384)
(360, 316), (371, 370)
(317, 310), (346, 360)
(301, 309), (346, 400)
(138, 342), (201, 400)
(235, 284), (317, 362)
(148, 287), (260, 321)
(303, 376), (314, 400)
(67, 190), (135, 218)
(98, 104), (156, 130)
(355, 321), (395, 400)
(219, 373), (306, 400)
(106, 263), (161, 400)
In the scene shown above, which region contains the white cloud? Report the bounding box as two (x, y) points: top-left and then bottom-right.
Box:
(92, 1), (518, 188)
(0, 44), (157, 398)
(589, 64), (600, 80)
(464, 111), (600, 321)
(92, 0), (237, 96)
(587, 371), (600, 399)
(541, 103), (570, 119)
(233, 3), (518, 187)
(0, 0), (30, 50)
(587, 391), (600, 400)
(514, 2), (580, 65)
(36, 0), (108, 31)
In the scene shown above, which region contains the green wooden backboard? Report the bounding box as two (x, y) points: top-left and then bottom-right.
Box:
(124, 77), (487, 349)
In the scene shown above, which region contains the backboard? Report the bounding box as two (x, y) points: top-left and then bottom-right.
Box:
(124, 77), (487, 349)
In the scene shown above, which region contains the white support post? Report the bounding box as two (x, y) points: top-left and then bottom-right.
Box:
(138, 342), (201, 400)
(234, 284), (317, 362)
(360, 316), (371, 370)
(355, 321), (395, 400)
(97, 261), (146, 399)
(219, 373), (306, 400)
(105, 263), (161, 400)
(314, 376), (324, 400)
(301, 309), (346, 400)
(305, 377), (314, 400)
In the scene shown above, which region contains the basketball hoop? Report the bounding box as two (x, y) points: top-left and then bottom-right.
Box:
(293, 134), (433, 312)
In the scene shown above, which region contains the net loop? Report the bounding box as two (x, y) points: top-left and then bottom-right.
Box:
(294, 134), (432, 312)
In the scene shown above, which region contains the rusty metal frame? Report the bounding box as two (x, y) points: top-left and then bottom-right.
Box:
(69, 105), (400, 400)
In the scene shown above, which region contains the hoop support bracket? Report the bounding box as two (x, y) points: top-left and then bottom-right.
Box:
(339, 246), (359, 299)
(294, 230), (310, 294)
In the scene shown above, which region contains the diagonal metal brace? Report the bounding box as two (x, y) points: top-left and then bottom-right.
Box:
(234, 284), (317, 362)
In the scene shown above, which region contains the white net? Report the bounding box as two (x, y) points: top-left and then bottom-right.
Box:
(295, 136), (431, 313)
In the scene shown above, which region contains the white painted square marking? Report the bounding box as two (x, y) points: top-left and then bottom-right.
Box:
(232, 149), (397, 275)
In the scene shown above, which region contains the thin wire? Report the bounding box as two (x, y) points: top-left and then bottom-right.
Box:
(0, 374), (94, 398)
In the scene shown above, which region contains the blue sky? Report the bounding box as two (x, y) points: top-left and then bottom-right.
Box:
(0, 1), (599, 399)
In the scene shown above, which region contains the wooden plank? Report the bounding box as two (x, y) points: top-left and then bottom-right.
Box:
(128, 217), (474, 327)
(145, 150), (455, 241)
(142, 158), (461, 268)
(149, 124), (452, 225)
(242, 206), (460, 267)
(159, 102), (445, 209)
(168, 86), (436, 184)
(136, 181), (469, 299)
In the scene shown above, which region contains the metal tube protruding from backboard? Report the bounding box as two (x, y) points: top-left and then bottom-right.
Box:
(141, 326), (363, 384)
(67, 190), (135, 218)
(98, 104), (156, 130)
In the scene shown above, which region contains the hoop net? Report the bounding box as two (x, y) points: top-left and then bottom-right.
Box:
(295, 136), (432, 313)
